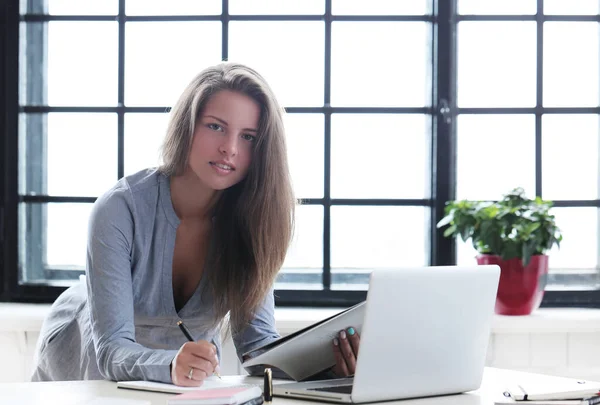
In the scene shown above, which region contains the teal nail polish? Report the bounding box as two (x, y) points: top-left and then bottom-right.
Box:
(347, 327), (355, 336)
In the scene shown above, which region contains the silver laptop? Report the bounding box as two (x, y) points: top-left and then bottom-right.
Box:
(274, 265), (500, 403)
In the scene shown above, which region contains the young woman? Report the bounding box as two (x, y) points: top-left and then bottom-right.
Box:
(31, 62), (359, 386)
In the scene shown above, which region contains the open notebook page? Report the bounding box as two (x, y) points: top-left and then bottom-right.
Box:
(117, 376), (262, 394)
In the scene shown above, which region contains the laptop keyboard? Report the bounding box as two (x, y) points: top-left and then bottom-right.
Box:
(308, 385), (353, 394)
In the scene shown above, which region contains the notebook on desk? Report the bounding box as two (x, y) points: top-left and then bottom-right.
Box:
(117, 376), (259, 394)
(274, 265), (501, 404)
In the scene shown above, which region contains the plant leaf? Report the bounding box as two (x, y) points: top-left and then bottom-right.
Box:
(437, 214), (453, 228)
(443, 225), (457, 238)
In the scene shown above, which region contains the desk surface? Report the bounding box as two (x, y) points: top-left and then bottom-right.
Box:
(0, 368), (563, 405)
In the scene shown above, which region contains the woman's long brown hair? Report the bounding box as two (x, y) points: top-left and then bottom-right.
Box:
(160, 62), (295, 332)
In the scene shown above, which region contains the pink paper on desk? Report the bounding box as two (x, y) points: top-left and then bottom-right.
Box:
(168, 386), (263, 405)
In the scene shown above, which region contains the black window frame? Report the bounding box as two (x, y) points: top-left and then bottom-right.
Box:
(2, 0), (600, 307)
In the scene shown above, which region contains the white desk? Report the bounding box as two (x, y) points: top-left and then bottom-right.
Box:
(0, 368), (574, 405)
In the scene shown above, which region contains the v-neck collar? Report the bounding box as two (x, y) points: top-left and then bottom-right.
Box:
(159, 173), (180, 229)
(158, 172), (214, 317)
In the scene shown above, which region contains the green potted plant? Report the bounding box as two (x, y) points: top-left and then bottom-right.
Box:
(437, 188), (562, 315)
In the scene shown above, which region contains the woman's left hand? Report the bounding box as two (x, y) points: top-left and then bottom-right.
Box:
(331, 327), (360, 377)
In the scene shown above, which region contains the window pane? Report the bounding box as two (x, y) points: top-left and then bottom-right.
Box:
(18, 113), (44, 195)
(285, 114), (324, 199)
(458, 0), (536, 15)
(544, 22), (599, 108)
(456, 115), (535, 200)
(18, 23), (28, 106)
(457, 22), (536, 108)
(456, 239), (478, 266)
(331, 22), (431, 107)
(19, 113), (118, 197)
(124, 113), (170, 176)
(331, 206), (429, 289)
(19, 0), (29, 14)
(332, 0), (430, 15)
(548, 207), (597, 271)
(229, 22), (324, 107)
(279, 205), (324, 289)
(47, 0), (118, 15)
(126, 0), (221, 15)
(544, 0), (600, 15)
(20, 22), (118, 106)
(331, 114), (430, 199)
(22, 0), (108, 15)
(48, 22), (117, 106)
(125, 22), (222, 106)
(19, 203), (91, 282)
(542, 114), (600, 200)
(230, 0), (324, 15)
(46, 203), (92, 269)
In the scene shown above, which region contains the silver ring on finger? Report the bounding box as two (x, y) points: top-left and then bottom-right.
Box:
(187, 367), (194, 380)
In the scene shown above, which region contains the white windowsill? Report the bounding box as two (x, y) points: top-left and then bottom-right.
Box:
(1, 303), (600, 334)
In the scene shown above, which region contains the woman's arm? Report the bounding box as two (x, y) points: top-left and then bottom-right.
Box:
(232, 288), (280, 369)
(86, 184), (177, 383)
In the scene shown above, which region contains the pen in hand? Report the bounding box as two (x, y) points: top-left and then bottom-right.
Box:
(177, 320), (222, 380)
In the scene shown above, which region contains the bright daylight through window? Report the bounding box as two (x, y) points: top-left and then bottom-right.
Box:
(3, 0), (600, 306)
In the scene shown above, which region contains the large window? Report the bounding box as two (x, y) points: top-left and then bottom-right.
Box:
(454, 0), (600, 300)
(2, 0), (599, 307)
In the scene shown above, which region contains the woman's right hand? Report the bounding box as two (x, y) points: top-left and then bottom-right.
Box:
(171, 341), (220, 386)
(331, 327), (360, 377)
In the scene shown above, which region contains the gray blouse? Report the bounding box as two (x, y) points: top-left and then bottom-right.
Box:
(31, 169), (280, 383)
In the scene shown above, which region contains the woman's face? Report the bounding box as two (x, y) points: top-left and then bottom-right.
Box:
(187, 90), (260, 191)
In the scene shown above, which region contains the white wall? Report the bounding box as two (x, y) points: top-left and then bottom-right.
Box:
(1, 304), (600, 383)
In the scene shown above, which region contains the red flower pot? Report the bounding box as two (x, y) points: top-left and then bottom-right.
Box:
(476, 254), (549, 316)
